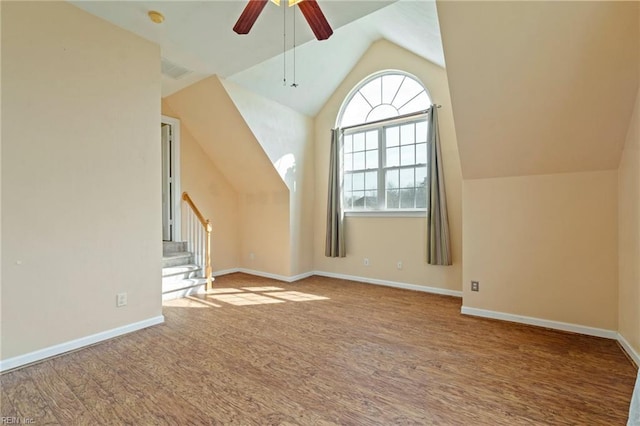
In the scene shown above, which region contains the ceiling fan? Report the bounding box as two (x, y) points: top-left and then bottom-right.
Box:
(233, 0), (333, 41)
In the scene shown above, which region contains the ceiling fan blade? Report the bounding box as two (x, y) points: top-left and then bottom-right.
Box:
(297, 0), (333, 41)
(233, 0), (269, 35)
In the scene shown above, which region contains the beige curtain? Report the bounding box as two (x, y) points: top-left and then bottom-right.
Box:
(426, 106), (452, 265)
(325, 129), (346, 257)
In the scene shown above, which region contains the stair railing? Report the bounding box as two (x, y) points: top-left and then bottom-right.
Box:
(181, 192), (213, 291)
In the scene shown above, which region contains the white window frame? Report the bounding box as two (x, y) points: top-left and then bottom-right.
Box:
(342, 113), (428, 216)
(337, 71), (432, 217)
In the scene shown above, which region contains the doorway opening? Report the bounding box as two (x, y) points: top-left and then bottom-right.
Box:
(161, 115), (181, 242)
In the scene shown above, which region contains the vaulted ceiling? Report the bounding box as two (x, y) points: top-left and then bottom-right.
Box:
(72, 1), (639, 180)
(71, 0), (444, 116)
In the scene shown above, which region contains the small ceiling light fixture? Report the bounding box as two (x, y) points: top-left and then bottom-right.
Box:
(148, 10), (165, 24)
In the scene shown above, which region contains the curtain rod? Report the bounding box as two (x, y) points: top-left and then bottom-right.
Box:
(339, 105), (441, 132)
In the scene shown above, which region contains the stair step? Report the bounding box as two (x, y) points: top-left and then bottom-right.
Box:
(162, 264), (201, 278)
(162, 264), (201, 284)
(162, 251), (193, 268)
(163, 241), (187, 256)
(162, 278), (208, 301)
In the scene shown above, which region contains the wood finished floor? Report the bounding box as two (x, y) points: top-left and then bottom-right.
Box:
(1, 273), (637, 425)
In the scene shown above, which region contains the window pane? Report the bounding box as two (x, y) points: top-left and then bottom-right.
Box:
(386, 189), (400, 209)
(366, 150), (378, 169)
(386, 169), (399, 189)
(343, 173), (352, 191)
(386, 147), (399, 167)
(382, 74), (404, 104)
(416, 121), (428, 143)
(415, 166), (427, 187)
(365, 190), (378, 208)
(393, 79), (425, 111)
(416, 186), (427, 208)
(398, 92), (430, 115)
(352, 172), (365, 190)
(400, 168), (414, 188)
(400, 188), (416, 208)
(400, 124), (415, 145)
(352, 191), (365, 208)
(344, 134), (353, 153)
(360, 78), (382, 107)
(341, 92), (371, 127)
(343, 192), (352, 209)
(367, 105), (399, 122)
(365, 171), (377, 190)
(353, 152), (365, 170)
(353, 133), (365, 151)
(365, 131), (378, 150)
(416, 143), (427, 164)
(344, 153), (353, 171)
(386, 127), (399, 147)
(401, 145), (415, 166)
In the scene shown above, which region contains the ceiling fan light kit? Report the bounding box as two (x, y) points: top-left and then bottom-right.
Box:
(233, 0), (333, 41)
(148, 10), (165, 24)
(270, 0), (304, 7)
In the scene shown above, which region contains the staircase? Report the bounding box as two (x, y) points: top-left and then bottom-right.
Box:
(162, 241), (207, 301)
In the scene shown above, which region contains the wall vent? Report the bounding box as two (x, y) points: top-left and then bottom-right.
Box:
(161, 58), (192, 80)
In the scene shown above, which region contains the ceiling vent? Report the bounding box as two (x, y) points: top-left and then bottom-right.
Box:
(161, 58), (192, 80)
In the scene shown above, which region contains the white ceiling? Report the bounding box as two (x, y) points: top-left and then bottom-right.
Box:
(71, 0), (444, 116)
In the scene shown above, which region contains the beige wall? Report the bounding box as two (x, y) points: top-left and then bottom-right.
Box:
(164, 76), (291, 277)
(239, 191), (291, 275)
(221, 80), (315, 275)
(619, 87), (640, 353)
(463, 171), (619, 330)
(162, 102), (240, 273)
(1, 2), (161, 359)
(314, 39), (463, 292)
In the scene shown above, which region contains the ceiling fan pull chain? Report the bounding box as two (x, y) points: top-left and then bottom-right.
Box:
(283, 2), (287, 86)
(291, 4), (298, 88)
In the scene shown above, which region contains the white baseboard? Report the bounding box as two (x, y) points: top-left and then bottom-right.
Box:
(461, 306), (617, 339)
(237, 268), (314, 283)
(617, 333), (640, 368)
(212, 268), (241, 277)
(0, 315), (165, 373)
(313, 270), (463, 297)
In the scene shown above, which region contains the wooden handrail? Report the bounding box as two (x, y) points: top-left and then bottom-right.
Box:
(182, 192), (207, 230)
(181, 192), (213, 291)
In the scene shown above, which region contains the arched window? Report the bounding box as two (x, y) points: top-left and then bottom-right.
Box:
(337, 71), (431, 211)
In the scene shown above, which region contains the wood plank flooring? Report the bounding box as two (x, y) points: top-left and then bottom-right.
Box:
(1, 272), (637, 425)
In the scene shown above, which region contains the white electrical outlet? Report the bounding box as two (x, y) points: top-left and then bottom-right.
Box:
(249, 252), (255, 260)
(397, 261), (403, 270)
(363, 258), (370, 266)
(116, 292), (127, 307)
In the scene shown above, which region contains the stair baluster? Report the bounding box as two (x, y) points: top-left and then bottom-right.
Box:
(181, 192), (213, 291)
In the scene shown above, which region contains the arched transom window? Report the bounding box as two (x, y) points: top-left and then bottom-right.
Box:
(340, 72), (431, 128)
(338, 71), (431, 212)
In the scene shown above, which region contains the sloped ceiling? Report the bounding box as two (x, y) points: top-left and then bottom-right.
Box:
(163, 75), (286, 194)
(70, 0), (444, 116)
(437, 1), (639, 179)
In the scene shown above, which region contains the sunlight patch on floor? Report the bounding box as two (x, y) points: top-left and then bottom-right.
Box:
(164, 296), (222, 308)
(265, 291), (330, 302)
(208, 293), (287, 306)
(205, 288), (245, 294)
(165, 284), (330, 308)
(241, 286), (284, 292)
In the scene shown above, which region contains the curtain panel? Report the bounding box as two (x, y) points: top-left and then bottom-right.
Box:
(426, 106), (452, 265)
(325, 129), (346, 257)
